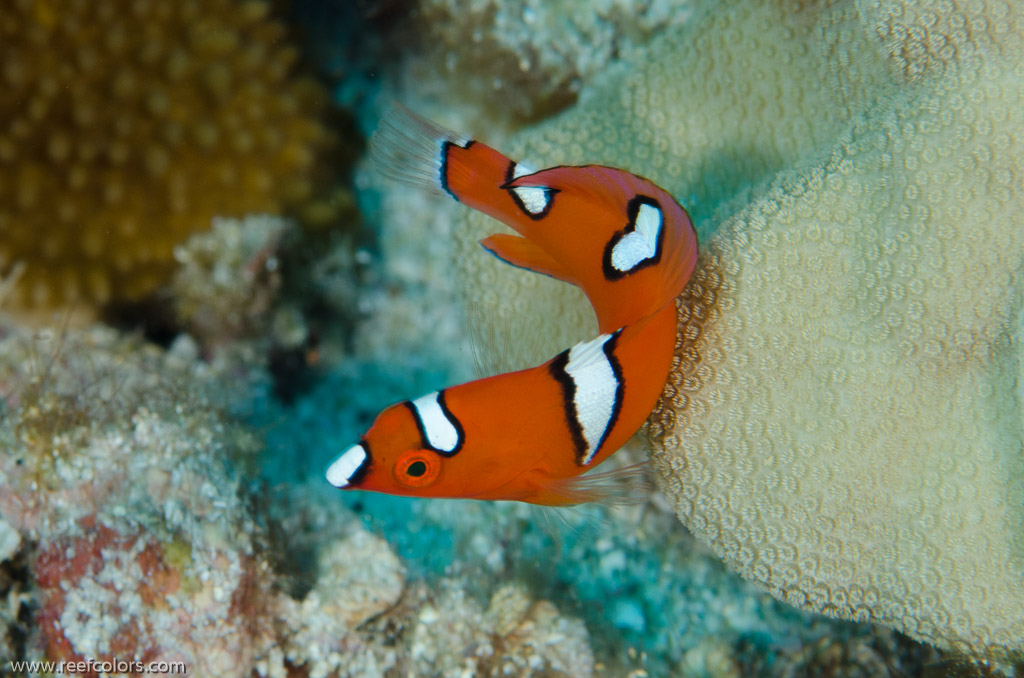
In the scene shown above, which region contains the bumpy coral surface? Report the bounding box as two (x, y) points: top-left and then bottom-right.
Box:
(447, 0), (894, 352)
(429, 0), (1024, 660)
(0, 0), (331, 311)
(651, 54), (1024, 658)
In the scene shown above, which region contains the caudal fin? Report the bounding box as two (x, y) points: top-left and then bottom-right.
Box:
(370, 104), (546, 228)
(369, 102), (469, 196)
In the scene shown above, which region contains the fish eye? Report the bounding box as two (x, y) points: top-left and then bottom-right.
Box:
(393, 450), (440, 488)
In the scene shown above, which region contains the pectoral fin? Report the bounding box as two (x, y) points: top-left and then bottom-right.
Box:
(537, 462), (653, 506)
(480, 233), (576, 284)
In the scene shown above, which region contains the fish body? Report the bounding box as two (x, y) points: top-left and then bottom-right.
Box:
(328, 303), (677, 505)
(327, 106), (697, 505)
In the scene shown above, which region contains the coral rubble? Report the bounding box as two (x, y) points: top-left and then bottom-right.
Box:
(0, 522), (32, 669)
(0, 0), (332, 312)
(171, 214), (291, 349)
(0, 320), (593, 676)
(407, 580), (594, 677)
(0, 321), (269, 672)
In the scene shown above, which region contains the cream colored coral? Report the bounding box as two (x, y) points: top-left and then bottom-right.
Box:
(859, 0), (1024, 82)
(652, 54), (1024, 657)
(434, 0), (1024, 660)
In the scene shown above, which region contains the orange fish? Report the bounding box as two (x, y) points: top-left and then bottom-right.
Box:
(326, 106), (697, 505)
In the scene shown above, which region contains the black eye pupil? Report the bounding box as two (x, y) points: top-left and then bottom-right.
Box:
(407, 460), (427, 477)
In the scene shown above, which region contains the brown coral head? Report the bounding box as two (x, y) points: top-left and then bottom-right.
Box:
(0, 0), (333, 313)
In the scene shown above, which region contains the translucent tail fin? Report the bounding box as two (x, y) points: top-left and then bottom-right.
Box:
(368, 102), (469, 195)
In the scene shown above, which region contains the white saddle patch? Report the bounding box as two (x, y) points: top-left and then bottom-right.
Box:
(611, 202), (662, 272)
(564, 333), (619, 465)
(511, 186), (552, 215)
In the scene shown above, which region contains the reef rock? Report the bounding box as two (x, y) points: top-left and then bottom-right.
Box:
(0, 319), (596, 675)
(170, 214), (291, 349)
(412, 0), (686, 123)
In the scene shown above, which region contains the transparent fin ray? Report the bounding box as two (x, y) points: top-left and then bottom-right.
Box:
(543, 462), (654, 506)
(368, 102), (468, 195)
(465, 300), (550, 379)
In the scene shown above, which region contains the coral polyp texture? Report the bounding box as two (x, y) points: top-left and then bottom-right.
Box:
(438, 0), (1024, 661)
(651, 49), (1024, 659)
(0, 0), (331, 311)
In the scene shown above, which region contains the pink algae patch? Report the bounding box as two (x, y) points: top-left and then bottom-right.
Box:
(33, 518), (181, 673)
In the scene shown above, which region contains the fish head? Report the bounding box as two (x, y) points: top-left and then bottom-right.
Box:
(325, 400), (450, 497)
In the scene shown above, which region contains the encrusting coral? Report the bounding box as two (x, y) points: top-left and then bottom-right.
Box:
(0, 0), (332, 312)
(652, 51), (1024, 657)
(449, 0), (893, 354)
(434, 0), (1024, 661)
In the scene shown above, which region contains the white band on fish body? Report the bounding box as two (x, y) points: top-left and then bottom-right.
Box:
(409, 391), (463, 454)
(565, 334), (620, 465)
(549, 330), (624, 466)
